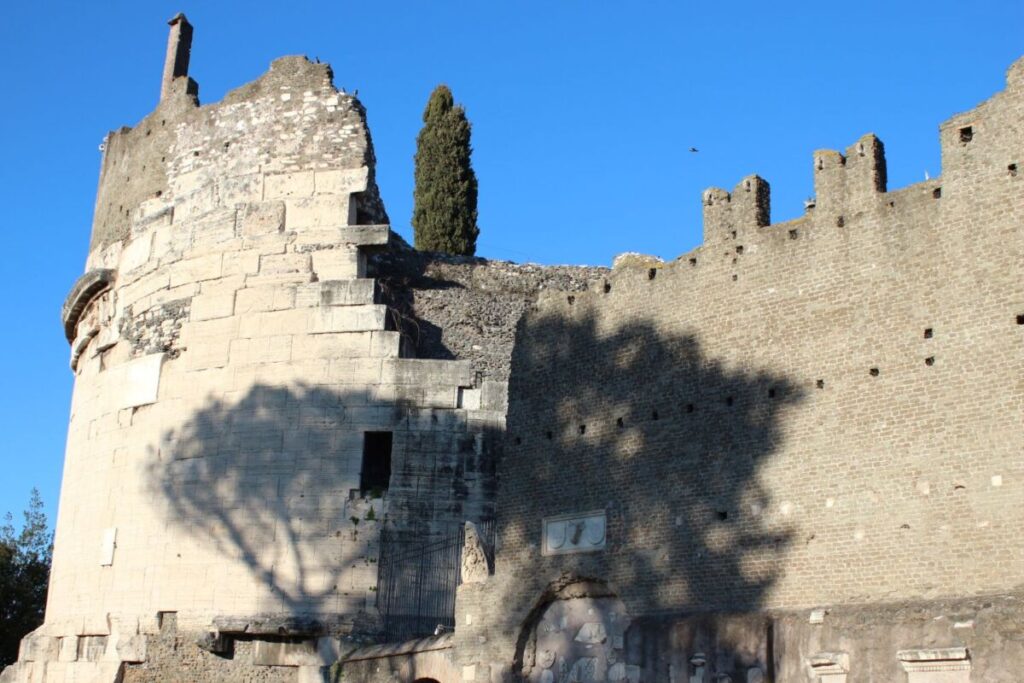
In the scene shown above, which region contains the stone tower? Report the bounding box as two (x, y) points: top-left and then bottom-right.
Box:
(6, 15), (512, 682)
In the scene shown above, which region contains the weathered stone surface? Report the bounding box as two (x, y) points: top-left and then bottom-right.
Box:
(18, 634), (58, 663)
(239, 201), (286, 237)
(62, 269), (114, 342)
(212, 615), (326, 636)
(114, 635), (147, 663)
(194, 632), (228, 654)
(121, 617), (296, 683)
(460, 521), (491, 584)
(252, 639), (319, 666)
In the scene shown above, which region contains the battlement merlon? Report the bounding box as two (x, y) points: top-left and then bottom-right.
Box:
(700, 55), (1024, 242)
(702, 174), (770, 243)
(701, 133), (887, 245)
(812, 133), (887, 217)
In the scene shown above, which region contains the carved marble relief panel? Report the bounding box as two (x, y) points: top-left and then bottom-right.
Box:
(542, 511), (607, 556)
(528, 596), (632, 683)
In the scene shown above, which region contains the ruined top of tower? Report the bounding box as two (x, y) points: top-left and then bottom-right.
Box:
(86, 13), (388, 254)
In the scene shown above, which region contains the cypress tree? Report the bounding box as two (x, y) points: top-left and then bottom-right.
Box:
(412, 85), (479, 255)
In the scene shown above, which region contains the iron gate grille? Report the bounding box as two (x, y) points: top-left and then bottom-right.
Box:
(376, 520), (495, 642)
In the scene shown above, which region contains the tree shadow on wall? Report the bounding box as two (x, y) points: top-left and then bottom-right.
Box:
(491, 310), (807, 678)
(145, 382), (496, 635)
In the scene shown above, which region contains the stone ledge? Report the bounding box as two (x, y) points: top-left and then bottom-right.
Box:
(212, 615), (328, 636)
(808, 651), (849, 675)
(292, 225), (390, 252)
(897, 647), (970, 672)
(897, 647), (969, 662)
(340, 633), (452, 662)
(62, 269), (115, 342)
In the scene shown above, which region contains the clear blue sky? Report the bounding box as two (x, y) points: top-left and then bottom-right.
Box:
(0, 1), (1020, 528)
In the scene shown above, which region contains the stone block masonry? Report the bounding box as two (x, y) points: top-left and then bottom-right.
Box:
(57, 65), (486, 636)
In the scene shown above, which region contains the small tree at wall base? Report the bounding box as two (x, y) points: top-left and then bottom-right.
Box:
(0, 489), (52, 666)
(412, 85), (479, 256)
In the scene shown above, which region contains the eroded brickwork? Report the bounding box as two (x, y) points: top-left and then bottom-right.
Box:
(370, 241), (607, 382)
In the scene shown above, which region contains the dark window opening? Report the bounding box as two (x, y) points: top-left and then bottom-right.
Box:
(768, 388), (777, 398)
(651, 410), (659, 421)
(924, 328), (933, 339)
(959, 126), (973, 144)
(836, 216), (845, 228)
(925, 356), (935, 366)
(932, 187), (942, 199)
(567, 295), (575, 305)
(360, 431), (392, 496)
(725, 396), (734, 407)
(789, 229), (799, 240)
(616, 417), (624, 429)
(578, 424), (587, 435)
(816, 379), (825, 389)
(716, 510), (728, 521)
(1017, 314), (1024, 325)
(1009, 163), (1018, 177)
(648, 268), (657, 280)
(689, 257), (698, 267)
(603, 282), (612, 293)
(869, 368), (880, 377)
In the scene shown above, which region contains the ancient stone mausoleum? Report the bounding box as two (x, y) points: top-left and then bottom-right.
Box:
(4, 14), (1023, 683)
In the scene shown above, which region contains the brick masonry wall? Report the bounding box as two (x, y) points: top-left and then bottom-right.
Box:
(456, 58), (1024, 680)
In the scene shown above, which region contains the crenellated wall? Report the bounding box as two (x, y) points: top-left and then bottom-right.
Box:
(455, 57), (1024, 683)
